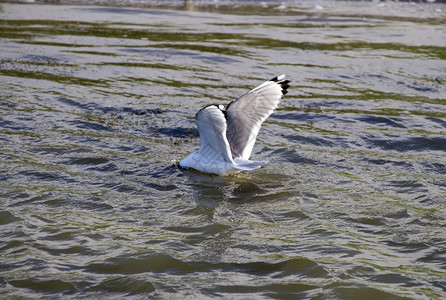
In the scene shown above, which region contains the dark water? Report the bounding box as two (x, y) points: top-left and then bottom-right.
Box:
(1, 1), (446, 299)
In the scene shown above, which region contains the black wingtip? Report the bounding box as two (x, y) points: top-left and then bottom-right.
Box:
(270, 74), (290, 95)
(281, 80), (290, 95)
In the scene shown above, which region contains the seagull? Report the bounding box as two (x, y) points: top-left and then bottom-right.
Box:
(180, 74), (290, 176)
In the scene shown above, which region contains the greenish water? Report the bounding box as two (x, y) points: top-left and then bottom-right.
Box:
(1, 1), (445, 299)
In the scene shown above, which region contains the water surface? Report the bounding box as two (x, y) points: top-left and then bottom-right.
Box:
(1, 1), (446, 299)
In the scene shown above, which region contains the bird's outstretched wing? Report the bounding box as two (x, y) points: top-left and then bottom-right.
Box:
(195, 105), (234, 164)
(226, 74), (290, 160)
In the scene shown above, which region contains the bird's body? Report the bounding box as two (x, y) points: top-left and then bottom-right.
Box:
(180, 74), (290, 176)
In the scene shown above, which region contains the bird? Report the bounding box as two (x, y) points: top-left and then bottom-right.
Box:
(179, 74), (290, 176)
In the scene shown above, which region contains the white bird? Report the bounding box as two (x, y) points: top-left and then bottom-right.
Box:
(180, 74), (290, 176)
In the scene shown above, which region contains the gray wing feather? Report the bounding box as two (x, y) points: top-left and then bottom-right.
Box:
(195, 105), (234, 164)
(226, 74), (289, 160)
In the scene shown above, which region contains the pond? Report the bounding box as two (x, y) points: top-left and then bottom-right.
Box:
(1, 1), (445, 298)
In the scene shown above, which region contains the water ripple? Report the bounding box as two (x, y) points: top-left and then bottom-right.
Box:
(1, 1), (445, 299)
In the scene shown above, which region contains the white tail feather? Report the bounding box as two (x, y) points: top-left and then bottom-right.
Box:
(234, 158), (268, 171)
